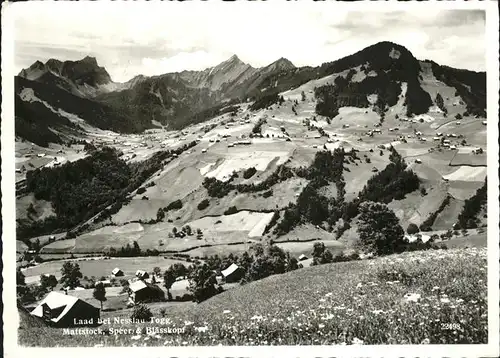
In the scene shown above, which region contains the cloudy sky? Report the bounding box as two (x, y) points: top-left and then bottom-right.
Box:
(12, 2), (486, 83)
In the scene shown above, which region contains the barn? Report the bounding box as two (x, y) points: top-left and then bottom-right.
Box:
(111, 268), (124, 277)
(30, 291), (99, 328)
(135, 270), (149, 280)
(221, 263), (244, 283)
(129, 281), (165, 304)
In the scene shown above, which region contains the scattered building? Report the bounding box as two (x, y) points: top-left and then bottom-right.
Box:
(129, 281), (165, 304)
(298, 254), (308, 261)
(221, 263), (244, 283)
(30, 291), (100, 328)
(135, 270), (149, 280)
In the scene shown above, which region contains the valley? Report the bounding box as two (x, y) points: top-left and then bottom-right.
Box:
(14, 41), (489, 346)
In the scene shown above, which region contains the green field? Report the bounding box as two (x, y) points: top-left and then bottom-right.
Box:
(18, 247), (487, 346)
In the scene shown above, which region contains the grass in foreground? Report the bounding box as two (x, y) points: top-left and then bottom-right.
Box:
(18, 247), (487, 346)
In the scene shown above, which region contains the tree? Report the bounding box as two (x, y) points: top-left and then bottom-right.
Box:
(32, 238), (41, 252)
(93, 282), (107, 310)
(60, 262), (83, 289)
(40, 274), (57, 291)
(188, 264), (219, 303)
(17, 269), (26, 286)
(132, 241), (141, 255)
(153, 267), (161, 277)
(244, 255), (272, 282)
(301, 91), (306, 102)
(119, 279), (130, 294)
(286, 254), (299, 271)
(406, 223), (419, 235)
(356, 201), (405, 255)
(237, 251), (254, 273)
(250, 243), (265, 257)
(169, 263), (188, 278)
(320, 249), (334, 264)
(435, 93), (447, 115)
(163, 269), (176, 300)
(312, 242), (326, 258)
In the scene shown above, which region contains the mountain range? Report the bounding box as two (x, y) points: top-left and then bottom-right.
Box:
(15, 41), (486, 147)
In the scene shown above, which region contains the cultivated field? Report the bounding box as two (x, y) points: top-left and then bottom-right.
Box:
(21, 256), (187, 284)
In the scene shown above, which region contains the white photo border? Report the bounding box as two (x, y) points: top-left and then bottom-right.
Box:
(1, 0), (498, 357)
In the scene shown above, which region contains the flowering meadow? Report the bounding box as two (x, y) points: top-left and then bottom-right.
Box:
(19, 247), (488, 347)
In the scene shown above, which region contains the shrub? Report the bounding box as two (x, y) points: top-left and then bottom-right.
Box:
(130, 304), (153, 321)
(166, 199), (182, 211)
(197, 199), (210, 211)
(243, 167), (257, 180)
(224, 206), (238, 215)
(262, 190), (273, 198)
(406, 223), (420, 235)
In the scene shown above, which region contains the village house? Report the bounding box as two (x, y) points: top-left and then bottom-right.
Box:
(221, 263), (244, 283)
(135, 270), (149, 280)
(128, 281), (165, 304)
(30, 291), (100, 328)
(111, 267), (124, 277)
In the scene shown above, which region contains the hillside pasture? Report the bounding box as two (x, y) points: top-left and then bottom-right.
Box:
(432, 196), (465, 230)
(19, 247), (487, 346)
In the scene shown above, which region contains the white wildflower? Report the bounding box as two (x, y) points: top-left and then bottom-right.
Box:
(404, 293), (421, 302)
(352, 337), (364, 345)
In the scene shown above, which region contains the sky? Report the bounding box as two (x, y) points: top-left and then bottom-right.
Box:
(11, 2), (486, 83)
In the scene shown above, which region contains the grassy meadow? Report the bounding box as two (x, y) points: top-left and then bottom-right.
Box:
(19, 247), (487, 347)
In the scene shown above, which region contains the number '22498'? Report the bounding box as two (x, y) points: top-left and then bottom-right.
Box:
(441, 323), (462, 330)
